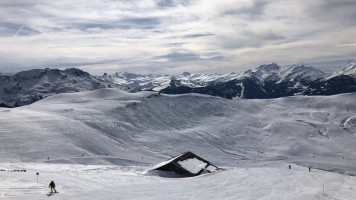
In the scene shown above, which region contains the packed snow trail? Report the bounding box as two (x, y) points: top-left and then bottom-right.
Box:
(0, 163), (355, 199)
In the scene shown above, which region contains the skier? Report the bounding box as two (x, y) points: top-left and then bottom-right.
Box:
(289, 165), (291, 170)
(49, 181), (57, 193)
(309, 167), (311, 172)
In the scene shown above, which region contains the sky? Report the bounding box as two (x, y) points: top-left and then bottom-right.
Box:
(0, 0), (355, 75)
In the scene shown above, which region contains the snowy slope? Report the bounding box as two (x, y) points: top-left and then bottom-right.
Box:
(0, 88), (356, 199)
(1, 88), (356, 169)
(1, 162), (355, 199)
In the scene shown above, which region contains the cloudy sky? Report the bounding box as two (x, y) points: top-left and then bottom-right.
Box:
(0, 0), (355, 75)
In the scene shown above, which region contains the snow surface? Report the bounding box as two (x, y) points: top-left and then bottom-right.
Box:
(1, 163), (355, 199)
(0, 88), (356, 199)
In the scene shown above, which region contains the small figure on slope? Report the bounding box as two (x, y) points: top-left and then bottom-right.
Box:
(49, 180), (57, 193)
(289, 165), (291, 170)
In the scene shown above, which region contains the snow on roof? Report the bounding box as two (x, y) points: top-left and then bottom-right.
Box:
(150, 152), (219, 177)
(177, 158), (209, 174)
(206, 165), (218, 172)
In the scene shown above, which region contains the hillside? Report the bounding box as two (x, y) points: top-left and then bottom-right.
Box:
(1, 88), (356, 199)
(1, 88), (355, 171)
(0, 68), (117, 107)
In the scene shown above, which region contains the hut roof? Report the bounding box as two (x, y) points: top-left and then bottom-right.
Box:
(150, 151), (218, 177)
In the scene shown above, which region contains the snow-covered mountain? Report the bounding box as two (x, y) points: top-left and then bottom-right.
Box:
(100, 71), (239, 91)
(303, 61), (356, 95)
(0, 63), (355, 199)
(101, 62), (356, 99)
(0, 88), (356, 199)
(4, 88), (355, 169)
(1, 61), (354, 108)
(328, 61), (356, 78)
(0, 68), (118, 107)
(101, 63), (325, 99)
(238, 63), (326, 98)
(241, 63), (326, 85)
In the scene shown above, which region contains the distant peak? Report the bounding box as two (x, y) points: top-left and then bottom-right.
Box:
(345, 60), (356, 69)
(288, 64), (314, 71)
(347, 60), (356, 65)
(182, 72), (191, 76)
(64, 68), (90, 76)
(256, 63), (280, 71)
(337, 61), (356, 75)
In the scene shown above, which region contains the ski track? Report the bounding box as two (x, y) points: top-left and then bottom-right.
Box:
(0, 89), (356, 199)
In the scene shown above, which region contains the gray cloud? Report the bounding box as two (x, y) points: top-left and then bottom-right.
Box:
(155, 50), (224, 63)
(155, 0), (191, 8)
(165, 42), (185, 47)
(66, 17), (162, 32)
(238, 0), (268, 17)
(0, 0), (355, 75)
(155, 51), (201, 62)
(183, 33), (214, 39)
(219, 30), (285, 50)
(242, 30), (284, 40)
(306, 0), (356, 26)
(0, 22), (41, 37)
(223, 0), (268, 19)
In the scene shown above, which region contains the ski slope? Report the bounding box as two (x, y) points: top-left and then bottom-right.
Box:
(1, 162), (355, 199)
(0, 88), (356, 199)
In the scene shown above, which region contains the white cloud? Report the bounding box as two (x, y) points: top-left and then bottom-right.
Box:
(0, 0), (355, 75)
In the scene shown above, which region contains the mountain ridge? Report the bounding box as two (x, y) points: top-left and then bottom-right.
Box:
(101, 62), (356, 99)
(0, 68), (119, 107)
(1, 61), (355, 107)
(100, 63), (347, 99)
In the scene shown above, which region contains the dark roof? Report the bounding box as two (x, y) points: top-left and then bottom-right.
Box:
(151, 151), (218, 177)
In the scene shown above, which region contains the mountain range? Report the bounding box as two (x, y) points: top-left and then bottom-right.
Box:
(0, 62), (355, 198)
(0, 61), (355, 107)
(99, 61), (356, 99)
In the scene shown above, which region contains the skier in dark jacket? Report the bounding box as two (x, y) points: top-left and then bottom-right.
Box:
(49, 181), (57, 193)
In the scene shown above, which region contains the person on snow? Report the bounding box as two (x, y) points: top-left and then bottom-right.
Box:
(49, 181), (57, 193)
(288, 165), (291, 170)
